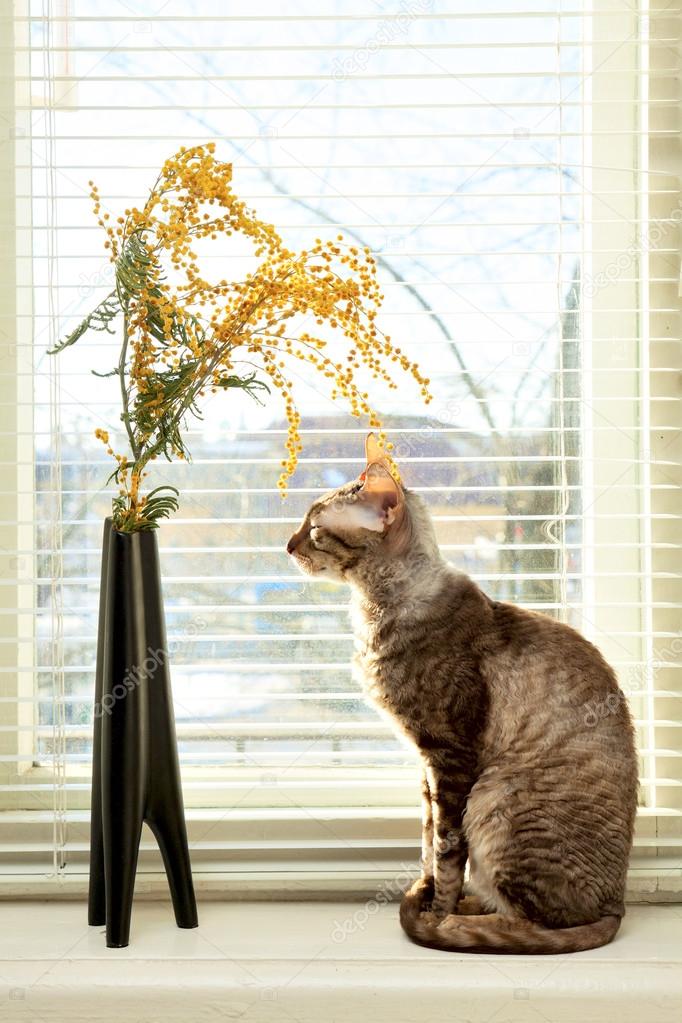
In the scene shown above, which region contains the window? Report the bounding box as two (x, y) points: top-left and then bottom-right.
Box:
(1, 0), (680, 895)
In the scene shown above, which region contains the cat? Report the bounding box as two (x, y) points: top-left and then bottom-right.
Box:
(287, 433), (638, 954)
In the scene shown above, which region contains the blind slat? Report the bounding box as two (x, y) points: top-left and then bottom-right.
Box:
(2, 0), (679, 888)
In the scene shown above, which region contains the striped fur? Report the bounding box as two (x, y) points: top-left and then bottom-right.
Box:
(400, 885), (621, 954)
(287, 444), (638, 955)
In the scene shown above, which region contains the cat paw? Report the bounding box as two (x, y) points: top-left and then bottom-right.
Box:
(404, 875), (435, 914)
(418, 910), (449, 929)
(430, 894), (458, 919)
(456, 894), (488, 916)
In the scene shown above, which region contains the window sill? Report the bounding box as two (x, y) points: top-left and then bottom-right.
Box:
(1, 902), (681, 1022)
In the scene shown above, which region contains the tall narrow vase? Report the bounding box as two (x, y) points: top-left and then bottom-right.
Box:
(88, 518), (198, 948)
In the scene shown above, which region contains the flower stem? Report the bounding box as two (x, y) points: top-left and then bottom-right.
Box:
(119, 307), (141, 463)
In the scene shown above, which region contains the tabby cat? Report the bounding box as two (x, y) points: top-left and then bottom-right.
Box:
(287, 435), (638, 954)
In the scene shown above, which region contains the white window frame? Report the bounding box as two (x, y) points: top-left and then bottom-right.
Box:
(0, 0), (37, 812)
(0, 0), (679, 897)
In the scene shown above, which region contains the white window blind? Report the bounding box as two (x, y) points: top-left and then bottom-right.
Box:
(0, 0), (680, 897)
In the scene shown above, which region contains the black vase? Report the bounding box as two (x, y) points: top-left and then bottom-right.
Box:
(88, 517), (198, 947)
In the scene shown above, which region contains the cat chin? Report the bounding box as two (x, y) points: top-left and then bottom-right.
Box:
(306, 564), (336, 577)
(300, 561), (346, 581)
(290, 555), (329, 577)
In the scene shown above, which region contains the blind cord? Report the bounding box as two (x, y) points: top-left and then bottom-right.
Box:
(42, 0), (67, 875)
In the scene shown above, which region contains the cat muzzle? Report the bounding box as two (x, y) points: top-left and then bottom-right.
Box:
(286, 526), (310, 555)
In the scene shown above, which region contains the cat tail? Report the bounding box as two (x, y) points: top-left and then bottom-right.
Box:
(400, 893), (621, 954)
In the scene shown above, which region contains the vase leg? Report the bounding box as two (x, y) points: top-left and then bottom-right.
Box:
(141, 530), (198, 931)
(101, 699), (146, 948)
(101, 528), (148, 949)
(147, 812), (198, 929)
(88, 519), (112, 927)
(102, 808), (144, 948)
(88, 721), (105, 927)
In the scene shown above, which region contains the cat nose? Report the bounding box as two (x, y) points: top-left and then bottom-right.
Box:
(287, 525), (309, 555)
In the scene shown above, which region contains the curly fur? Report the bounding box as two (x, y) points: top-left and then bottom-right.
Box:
(288, 464), (638, 954)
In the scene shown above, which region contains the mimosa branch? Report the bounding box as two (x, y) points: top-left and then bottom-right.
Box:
(50, 144), (432, 531)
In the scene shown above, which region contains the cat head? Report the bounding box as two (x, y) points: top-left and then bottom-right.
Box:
(286, 433), (432, 584)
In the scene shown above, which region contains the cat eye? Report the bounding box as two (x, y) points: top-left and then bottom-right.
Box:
(310, 524), (341, 548)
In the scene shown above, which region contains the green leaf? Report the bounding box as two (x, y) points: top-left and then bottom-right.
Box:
(111, 483), (181, 532)
(218, 371), (271, 405)
(48, 292), (120, 354)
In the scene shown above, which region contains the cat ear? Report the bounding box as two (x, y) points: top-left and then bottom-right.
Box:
(316, 463), (404, 535)
(317, 495), (385, 534)
(365, 432), (391, 469)
(358, 461), (403, 529)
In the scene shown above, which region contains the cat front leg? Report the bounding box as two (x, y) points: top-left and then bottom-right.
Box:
(420, 770), (434, 880)
(426, 761), (471, 918)
(404, 770), (436, 914)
